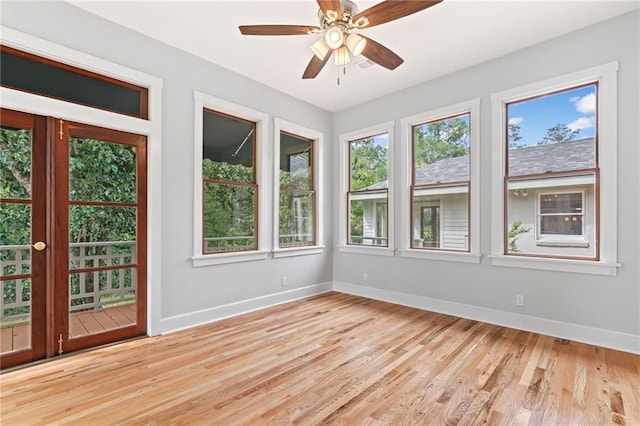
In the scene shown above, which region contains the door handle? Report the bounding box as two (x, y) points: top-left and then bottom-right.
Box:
(32, 241), (47, 251)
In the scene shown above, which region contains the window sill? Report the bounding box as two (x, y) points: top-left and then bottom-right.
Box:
(490, 254), (620, 276)
(399, 249), (481, 264)
(192, 250), (269, 267)
(272, 245), (325, 258)
(338, 245), (395, 257)
(536, 239), (589, 248)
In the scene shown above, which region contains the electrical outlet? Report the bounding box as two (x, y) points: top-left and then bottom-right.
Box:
(281, 276), (287, 287)
(516, 294), (525, 306)
(363, 273), (368, 281)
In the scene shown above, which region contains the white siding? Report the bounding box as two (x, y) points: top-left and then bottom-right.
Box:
(441, 194), (469, 250)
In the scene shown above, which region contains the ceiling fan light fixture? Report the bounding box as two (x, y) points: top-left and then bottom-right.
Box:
(345, 33), (366, 56)
(324, 25), (344, 49)
(353, 16), (369, 28)
(325, 9), (338, 23)
(311, 37), (330, 59)
(334, 46), (351, 66)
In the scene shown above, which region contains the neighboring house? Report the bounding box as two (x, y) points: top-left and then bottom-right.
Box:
(353, 138), (595, 255)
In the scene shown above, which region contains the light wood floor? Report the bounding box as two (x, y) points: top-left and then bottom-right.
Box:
(1, 292), (639, 425)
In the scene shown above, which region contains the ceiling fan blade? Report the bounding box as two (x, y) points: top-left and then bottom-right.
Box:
(317, 0), (343, 21)
(360, 35), (404, 70)
(239, 25), (321, 36)
(353, 0), (442, 29)
(302, 51), (332, 79)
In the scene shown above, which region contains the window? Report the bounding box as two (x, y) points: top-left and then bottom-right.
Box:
(411, 113), (470, 251)
(491, 62), (619, 275)
(338, 122), (394, 255)
(538, 192), (585, 238)
(193, 92), (268, 266)
(279, 133), (313, 247)
(273, 118), (323, 257)
(348, 133), (389, 247)
(399, 99), (480, 263)
(202, 109), (257, 254)
(504, 84), (597, 258)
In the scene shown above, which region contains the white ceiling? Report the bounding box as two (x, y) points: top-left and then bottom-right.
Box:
(69, 1), (639, 112)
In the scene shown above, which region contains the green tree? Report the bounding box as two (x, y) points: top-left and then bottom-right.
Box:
(539, 124), (580, 145)
(414, 117), (469, 167)
(508, 123), (525, 149)
(350, 139), (387, 190)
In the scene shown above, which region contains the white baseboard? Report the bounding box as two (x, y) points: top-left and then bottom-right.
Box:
(159, 282), (333, 334)
(334, 281), (640, 355)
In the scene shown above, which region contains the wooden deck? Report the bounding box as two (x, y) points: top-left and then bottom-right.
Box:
(1, 304), (136, 353)
(1, 292), (639, 425)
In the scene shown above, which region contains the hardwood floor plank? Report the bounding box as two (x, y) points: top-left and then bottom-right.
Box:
(1, 292), (638, 425)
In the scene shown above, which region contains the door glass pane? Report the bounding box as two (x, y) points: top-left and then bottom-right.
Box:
(69, 138), (137, 203)
(1, 125), (33, 354)
(68, 137), (137, 337)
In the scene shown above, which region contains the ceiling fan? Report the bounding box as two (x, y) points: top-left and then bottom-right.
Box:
(239, 0), (442, 79)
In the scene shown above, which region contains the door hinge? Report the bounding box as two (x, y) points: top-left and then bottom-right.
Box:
(58, 333), (64, 355)
(58, 119), (64, 140)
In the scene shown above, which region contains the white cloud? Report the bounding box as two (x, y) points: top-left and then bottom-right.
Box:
(568, 116), (595, 131)
(572, 92), (596, 114)
(569, 96), (580, 103)
(508, 116), (524, 125)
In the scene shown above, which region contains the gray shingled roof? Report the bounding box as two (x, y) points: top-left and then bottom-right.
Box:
(364, 138), (594, 189)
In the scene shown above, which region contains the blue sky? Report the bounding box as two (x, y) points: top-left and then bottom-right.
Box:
(507, 84), (596, 146)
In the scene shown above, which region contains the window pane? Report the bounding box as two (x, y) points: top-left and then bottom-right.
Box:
(505, 84), (597, 259)
(540, 193), (582, 214)
(280, 132), (312, 190)
(69, 205), (136, 245)
(350, 134), (388, 191)
(540, 215), (583, 235)
(279, 191), (314, 247)
(203, 110), (255, 184)
(507, 85), (596, 176)
(412, 114), (470, 184)
(203, 182), (256, 253)
(412, 190), (468, 250)
(349, 191), (387, 246)
(1, 126), (32, 200)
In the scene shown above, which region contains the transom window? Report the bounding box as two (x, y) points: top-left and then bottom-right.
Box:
(411, 113), (470, 251)
(202, 109), (257, 254)
(505, 83), (597, 258)
(278, 131), (315, 248)
(348, 133), (389, 247)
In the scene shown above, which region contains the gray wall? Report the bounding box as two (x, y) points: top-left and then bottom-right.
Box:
(333, 10), (640, 339)
(1, 1), (334, 325)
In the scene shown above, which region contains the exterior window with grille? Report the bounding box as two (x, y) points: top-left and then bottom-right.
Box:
(411, 113), (470, 251)
(504, 84), (597, 258)
(202, 108), (257, 254)
(348, 133), (389, 247)
(278, 132), (315, 248)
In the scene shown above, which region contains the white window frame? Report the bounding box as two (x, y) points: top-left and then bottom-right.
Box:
(272, 118), (324, 258)
(0, 26), (164, 335)
(192, 92), (269, 266)
(399, 98), (481, 264)
(490, 62), (620, 276)
(536, 190), (586, 243)
(338, 121), (395, 256)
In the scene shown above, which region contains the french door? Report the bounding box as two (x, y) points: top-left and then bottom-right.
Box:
(1, 108), (147, 369)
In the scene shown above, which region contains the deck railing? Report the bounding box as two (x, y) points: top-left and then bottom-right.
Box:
(1, 241), (136, 322)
